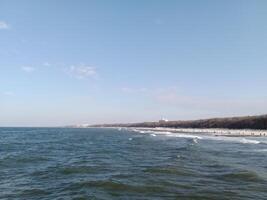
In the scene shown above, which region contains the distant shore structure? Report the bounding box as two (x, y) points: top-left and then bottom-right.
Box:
(159, 118), (169, 123)
(75, 124), (90, 128)
(83, 114), (267, 131)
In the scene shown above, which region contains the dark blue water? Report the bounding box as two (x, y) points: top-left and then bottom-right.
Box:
(0, 128), (267, 200)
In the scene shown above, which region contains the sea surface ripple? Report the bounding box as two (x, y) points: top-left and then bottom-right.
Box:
(0, 128), (267, 200)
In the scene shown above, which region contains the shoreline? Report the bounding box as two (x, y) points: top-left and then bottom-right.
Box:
(133, 127), (267, 137)
(93, 127), (267, 137)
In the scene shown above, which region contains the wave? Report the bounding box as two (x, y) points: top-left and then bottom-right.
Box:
(1, 130), (23, 133)
(67, 180), (165, 193)
(217, 171), (264, 182)
(20, 189), (50, 196)
(139, 130), (155, 134)
(168, 133), (202, 139)
(0, 156), (49, 167)
(202, 136), (262, 145)
(252, 149), (267, 152)
(59, 166), (98, 175)
(240, 138), (260, 144)
(147, 131), (202, 139)
(136, 129), (201, 139)
(133, 129), (265, 145)
(144, 167), (194, 176)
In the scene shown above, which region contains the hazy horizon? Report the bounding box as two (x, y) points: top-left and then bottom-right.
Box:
(1, 0), (267, 127)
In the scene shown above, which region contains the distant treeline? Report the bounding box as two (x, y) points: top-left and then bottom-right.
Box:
(92, 115), (267, 130)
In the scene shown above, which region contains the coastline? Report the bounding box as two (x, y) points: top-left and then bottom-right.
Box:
(87, 115), (267, 135)
(94, 127), (267, 137)
(134, 127), (267, 137)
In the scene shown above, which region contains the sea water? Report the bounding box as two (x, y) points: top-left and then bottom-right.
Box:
(0, 128), (267, 199)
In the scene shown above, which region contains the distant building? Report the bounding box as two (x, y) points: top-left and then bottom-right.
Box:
(159, 118), (169, 123)
(76, 124), (90, 128)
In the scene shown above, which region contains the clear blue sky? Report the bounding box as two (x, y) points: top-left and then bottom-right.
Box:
(1, 0), (267, 126)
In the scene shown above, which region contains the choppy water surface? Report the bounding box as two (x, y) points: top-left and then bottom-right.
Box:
(1, 128), (267, 200)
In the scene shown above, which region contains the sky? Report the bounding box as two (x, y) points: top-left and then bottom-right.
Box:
(0, 0), (267, 127)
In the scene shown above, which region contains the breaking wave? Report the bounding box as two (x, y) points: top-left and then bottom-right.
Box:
(132, 129), (266, 145)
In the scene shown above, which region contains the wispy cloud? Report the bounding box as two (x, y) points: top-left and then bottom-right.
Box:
(67, 65), (97, 79)
(0, 21), (9, 30)
(21, 66), (36, 73)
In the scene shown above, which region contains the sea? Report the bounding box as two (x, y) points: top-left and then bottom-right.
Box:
(0, 127), (267, 200)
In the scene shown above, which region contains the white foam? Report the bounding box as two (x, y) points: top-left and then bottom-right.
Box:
(138, 130), (202, 139)
(130, 128), (140, 133)
(154, 131), (171, 135)
(131, 128), (264, 145)
(131, 127), (267, 137)
(136, 130), (153, 134)
(199, 135), (261, 145)
(168, 133), (203, 139)
(193, 138), (198, 144)
(138, 130), (166, 135)
(139, 131), (148, 134)
(240, 138), (260, 144)
(157, 132), (261, 145)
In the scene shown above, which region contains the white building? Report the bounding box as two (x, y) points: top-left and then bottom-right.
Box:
(159, 118), (169, 123)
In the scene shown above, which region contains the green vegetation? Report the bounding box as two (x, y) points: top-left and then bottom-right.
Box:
(93, 115), (267, 130)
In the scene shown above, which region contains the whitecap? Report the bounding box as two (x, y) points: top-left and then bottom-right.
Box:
(240, 138), (260, 144)
(153, 131), (172, 135)
(193, 138), (198, 144)
(139, 131), (147, 134)
(169, 133), (202, 139)
(200, 136), (261, 145)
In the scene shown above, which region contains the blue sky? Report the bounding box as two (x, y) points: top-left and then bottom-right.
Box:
(1, 0), (267, 126)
